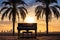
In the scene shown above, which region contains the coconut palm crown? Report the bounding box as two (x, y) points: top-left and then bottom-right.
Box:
(35, 0), (60, 34)
(0, 0), (28, 35)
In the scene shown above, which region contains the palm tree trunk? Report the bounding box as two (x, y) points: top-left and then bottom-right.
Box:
(46, 4), (49, 35)
(46, 15), (48, 34)
(12, 19), (15, 35)
(12, 11), (16, 36)
(12, 3), (16, 35)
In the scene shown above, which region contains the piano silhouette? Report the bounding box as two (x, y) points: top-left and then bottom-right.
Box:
(17, 23), (37, 38)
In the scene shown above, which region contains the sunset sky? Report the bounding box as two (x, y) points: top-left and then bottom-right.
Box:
(0, 0), (60, 33)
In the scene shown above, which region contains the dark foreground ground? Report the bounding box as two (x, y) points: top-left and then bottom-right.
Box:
(0, 35), (60, 40)
(0, 33), (60, 40)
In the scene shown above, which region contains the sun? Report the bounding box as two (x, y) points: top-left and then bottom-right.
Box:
(25, 16), (35, 23)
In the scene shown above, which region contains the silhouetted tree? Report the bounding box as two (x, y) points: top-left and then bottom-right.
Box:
(35, 0), (60, 34)
(0, 0), (28, 35)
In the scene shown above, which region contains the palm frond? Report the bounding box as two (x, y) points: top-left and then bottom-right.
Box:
(8, 8), (16, 22)
(16, 10), (20, 20)
(51, 6), (60, 19)
(37, 10), (42, 20)
(1, 13), (6, 20)
(54, 5), (60, 10)
(45, 0), (57, 4)
(36, 0), (41, 2)
(18, 7), (28, 14)
(35, 6), (39, 14)
(50, 0), (57, 3)
(2, 1), (11, 6)
(36, 0), (57, 4)
(18, 7), (28, 20)
(19, 9), (26, 20)
(47, 7), (52, 21)
(19, 0), (27, 5)
(35, 6), (42, 13)
(36, 11), (43, 19)
(9, 10), (12, 20)
(0, 7), (8, 12)
(35, 6), (43, 16)
(42, 8), (46, 18)
(48, 11), (52, 21)
(21, 7), (28, 14)
(3, 8), (11, 17)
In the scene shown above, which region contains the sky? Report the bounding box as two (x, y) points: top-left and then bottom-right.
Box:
(58, 0), (60, 5)
(0, 0), (60, 33)
(0, 0), (60, 6)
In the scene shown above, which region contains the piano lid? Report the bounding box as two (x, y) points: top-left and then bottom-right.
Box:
(18, 23), (37, 27)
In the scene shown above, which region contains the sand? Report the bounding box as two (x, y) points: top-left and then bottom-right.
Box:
(0, 36), (60, 40)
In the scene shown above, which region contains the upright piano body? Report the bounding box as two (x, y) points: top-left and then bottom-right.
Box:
(17, 23), (37, 38)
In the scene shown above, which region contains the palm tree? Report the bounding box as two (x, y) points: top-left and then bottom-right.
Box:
(0, 0), (28, 35)
(35, 0), (60, 34)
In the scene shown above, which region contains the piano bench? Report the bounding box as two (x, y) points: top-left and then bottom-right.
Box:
(23, 31), (32, 33)
(21, 31), (33, 38)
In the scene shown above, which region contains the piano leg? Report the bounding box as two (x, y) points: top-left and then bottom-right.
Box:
(18, 30), (20, 39)
(35, 30), (37, 39)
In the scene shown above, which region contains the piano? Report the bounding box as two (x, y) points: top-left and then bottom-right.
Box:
(17, 23), (37, 30)
(17, 23), (37, 38)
